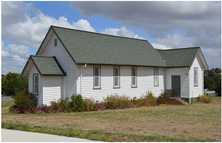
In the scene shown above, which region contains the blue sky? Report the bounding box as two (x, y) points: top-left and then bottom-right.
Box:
(1, 1), (221, 74)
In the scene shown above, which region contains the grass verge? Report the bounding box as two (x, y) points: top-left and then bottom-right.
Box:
(2, 122), (215, 142)
(2, 96), (221, 142)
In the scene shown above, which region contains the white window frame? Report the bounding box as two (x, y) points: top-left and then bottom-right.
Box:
(131, 67), (137, 88)
(93, 66), (101, 89)
(33, 73), (38, 95)
(154, 67), (159, 86)
(194, 67), (198, 86)
(113, 66), (120, 88)
(54, 39), (57, 47)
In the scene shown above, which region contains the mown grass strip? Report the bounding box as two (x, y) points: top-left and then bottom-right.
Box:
(2, 122), (215, 142)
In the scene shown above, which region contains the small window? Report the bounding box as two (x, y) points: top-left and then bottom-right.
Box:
(93, 66), (101, 89)
(154, 68), (159, 86)
(33, 74), (38, 95)
(54, 39), (57, 47)
(131, 67), (137, 88)
(113, 66), (120, 88)
(194, 67), (198, 86)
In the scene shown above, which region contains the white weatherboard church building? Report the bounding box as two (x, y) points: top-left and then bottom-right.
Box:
(21, 26), (208, 106)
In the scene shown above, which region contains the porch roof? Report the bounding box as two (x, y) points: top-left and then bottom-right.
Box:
(21, 55), (66, 77)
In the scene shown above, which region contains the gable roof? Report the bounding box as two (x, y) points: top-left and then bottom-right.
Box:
(157, 47), (208, 68)
(21, 55), (66, 77)
(49, 26), (166, 67)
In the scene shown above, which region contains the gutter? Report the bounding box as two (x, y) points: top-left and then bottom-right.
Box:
(80, 64), (87, 96)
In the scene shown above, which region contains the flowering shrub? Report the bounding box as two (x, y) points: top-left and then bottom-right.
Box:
(138, 91), (157, 106)
(50, 99), (70, 112)
(103, 94), (131, 109)
(83, 97), (97, 111)
(10, 91), (167, 114)
(10, 104), (67, 114)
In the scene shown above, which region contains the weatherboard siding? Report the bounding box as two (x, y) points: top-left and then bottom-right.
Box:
(28, 63), (43, 106)
(165, 68), (189, 98)
(77, 65), (165, 101)
(189, 55), (204, 99)
(41, 33), (77, 99)
(42, 76), (63, 105)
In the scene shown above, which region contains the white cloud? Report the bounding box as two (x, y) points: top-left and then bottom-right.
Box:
(2, 1), (96, 48)
(1, 44), (30, 74)
(73, 19), (96, 32)
(151, 43), (171, 50)
(1, 50), (11, 57)
(202, 48), (221, 69)
(101, 26), (145, 39)
(7, 44), (29, 57)
(155, 33), (192, 48)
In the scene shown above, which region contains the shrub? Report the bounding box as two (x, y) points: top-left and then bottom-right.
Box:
(9, 105), (17, 112)
(198, 95), (211, 103)
(70, 94), (85, 112)
(50, 99), (70, 112)
(157, 90), (171, 104)
(103, 94), (131, 109)
(139, 91), (157, 106)
(13, 90), (35, 111)
(83, 97), (97, 111)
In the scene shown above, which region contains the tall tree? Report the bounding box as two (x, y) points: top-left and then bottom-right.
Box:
(1, 72), (20, 96)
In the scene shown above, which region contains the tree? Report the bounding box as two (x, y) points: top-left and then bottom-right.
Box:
(204, 75), (215, 91)
(208, 69), (217, 79)
(214, 75), (221, 96)
(1, 72), (20, 96)
(215, 68), (221, 74)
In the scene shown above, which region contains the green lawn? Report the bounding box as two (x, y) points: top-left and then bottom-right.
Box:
(1, 97), (221, 142)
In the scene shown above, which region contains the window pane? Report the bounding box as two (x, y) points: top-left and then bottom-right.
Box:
(33, 74), (38, 94)
(54, 39), (57, 46)
(95, 67), (99, 76)
(132, 68), (136, 76)
(35, 75), (38, 85)
(114, 76), (118, 86)
(95, 76), (99, 86)
(114, 68), (119, 76)
(94, 66), (100, 88)
(132, 76), (136, 85)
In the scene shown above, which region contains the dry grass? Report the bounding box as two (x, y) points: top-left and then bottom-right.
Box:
(2, 97), (221, 141)
(1, 100), (14, 113)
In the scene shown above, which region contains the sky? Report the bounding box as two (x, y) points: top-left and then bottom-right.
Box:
(1, 1), (221, 74)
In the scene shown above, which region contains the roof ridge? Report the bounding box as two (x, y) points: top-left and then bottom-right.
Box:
(31, 55), (54, 58)
(51, 25), (148, 42)
(157, 47), (200, 51)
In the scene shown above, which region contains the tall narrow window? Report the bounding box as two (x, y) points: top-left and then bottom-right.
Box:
(131, 67), (137, 88)
(154, 68), (159, 86)
(113, 66), (120, 88)
(33, 74), (38, 95)
(54, 39), (57, 47)
(93, 66), (101, 89)
(194, 67), (198, 86)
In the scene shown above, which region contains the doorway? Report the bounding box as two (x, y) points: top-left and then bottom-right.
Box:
(171, 75), (181, 98)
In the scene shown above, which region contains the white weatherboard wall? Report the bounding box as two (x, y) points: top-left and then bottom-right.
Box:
(28, 64), (43, 105)
(77, 65), (165, 101)
(42, 76), (63, 105)
(40, 33), (77, 99)
(189, 55), (204, 98)
(165, 68), (189, 98)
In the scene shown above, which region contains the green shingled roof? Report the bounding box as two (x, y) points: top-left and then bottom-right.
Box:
(157, 47), (200, 67)
(51, 26), (166, 67)
(30, 55), (66, 76)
